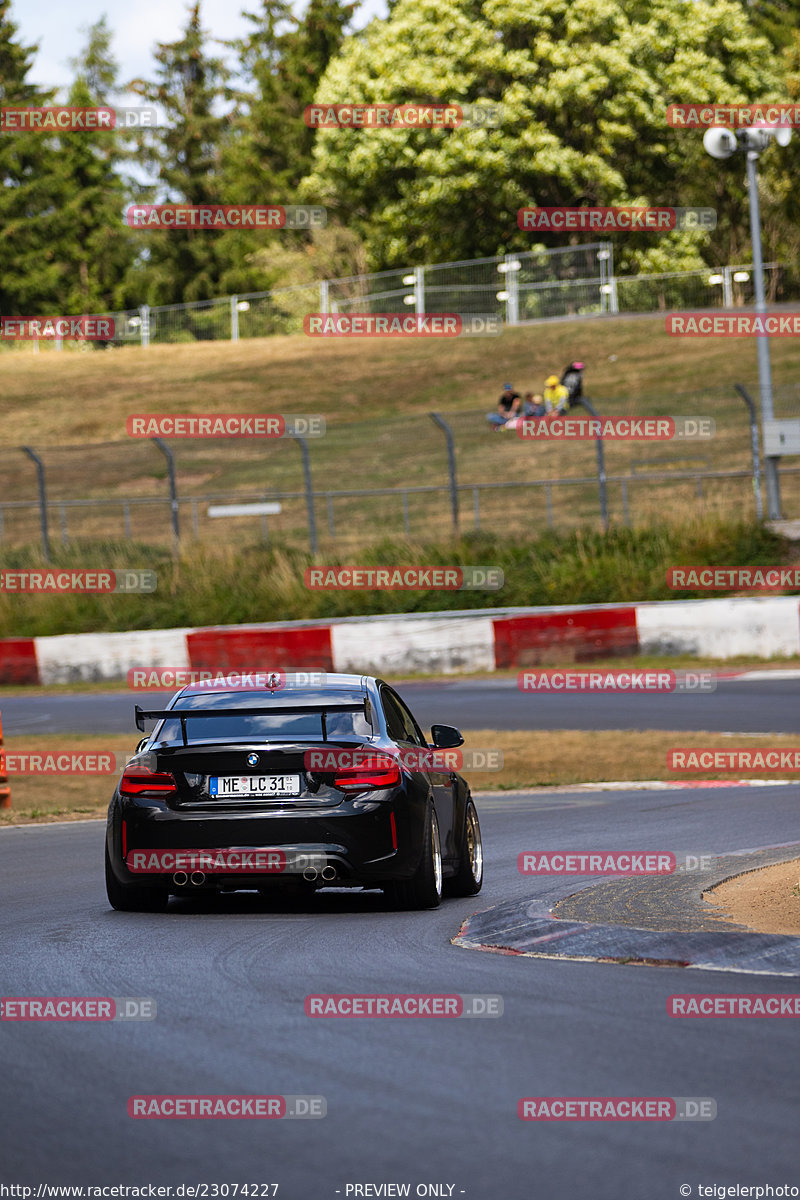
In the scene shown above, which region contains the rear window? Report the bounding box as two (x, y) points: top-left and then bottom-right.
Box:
(151, 689), (372, 746)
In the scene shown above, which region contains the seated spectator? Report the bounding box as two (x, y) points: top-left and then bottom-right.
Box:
(561, 362), (585, 408)
(503, 392), (547, 431)
(543, 374), (570, 414)
(487, 382), (522, 429)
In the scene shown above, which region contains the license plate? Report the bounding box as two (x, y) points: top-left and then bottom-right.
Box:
(209, 774), (301, 797)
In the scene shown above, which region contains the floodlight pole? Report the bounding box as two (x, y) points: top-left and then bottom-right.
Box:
(704, 124), (787, 520)
(744, 146), (781, 519)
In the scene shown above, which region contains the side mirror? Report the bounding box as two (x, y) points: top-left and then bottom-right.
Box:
(430, 724), (464, 749)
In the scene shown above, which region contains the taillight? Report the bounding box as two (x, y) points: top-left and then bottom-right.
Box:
(120, 763), (177, 796)
(333, 763), (402, 791)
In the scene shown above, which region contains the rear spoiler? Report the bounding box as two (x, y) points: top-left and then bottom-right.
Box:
(135, 699), (373, 746)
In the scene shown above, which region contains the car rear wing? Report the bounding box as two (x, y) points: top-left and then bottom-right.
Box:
(135, 699), (374, 746)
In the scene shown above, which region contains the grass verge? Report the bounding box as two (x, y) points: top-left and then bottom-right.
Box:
(3, 729), (798, 825)
(4, 319), (800, 551)
(0, 517), (793, 637)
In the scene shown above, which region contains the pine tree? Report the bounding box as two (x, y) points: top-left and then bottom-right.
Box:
(0, 0), (62, 314)
(217, 0), (358, 294)
(226, 1), (295, 198)
(46, 18), (136, 313)
(281, 0), (359, 182)
(126, 2), (230, 304)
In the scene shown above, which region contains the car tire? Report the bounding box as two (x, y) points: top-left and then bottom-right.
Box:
(105, 845), (169, 912)
(388, 803), (442, 911)
(445, 799), (483, 898)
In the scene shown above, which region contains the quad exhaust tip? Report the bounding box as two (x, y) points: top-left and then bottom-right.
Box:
(173, 871), (188, 886)
(321, 865), (337, 881)
(190, 871), (205, 886)
(303, 867), (318, 881)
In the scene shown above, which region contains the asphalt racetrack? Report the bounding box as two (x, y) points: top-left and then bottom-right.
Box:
(2, 683), (799, 1197)
(3, 675), (800, 735)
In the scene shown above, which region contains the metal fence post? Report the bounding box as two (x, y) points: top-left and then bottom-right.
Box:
(605, 243), (618, 313)
(429, 413), (459, 534)
(576, 399), (609, 530)
(320, 280), (330, 314)
(414, 267), (425, 316)
(230, 295), (239, 342)
(504, 254), (519, 325)
(21, 446), (51, 561)
(735, 383), (764, 520)
(291, 436), (318, 555)
(139, 304), (150, 347)
(151, 437), (180, 549)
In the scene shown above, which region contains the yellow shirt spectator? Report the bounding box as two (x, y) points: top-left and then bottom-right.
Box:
(544, 375), (569, 413)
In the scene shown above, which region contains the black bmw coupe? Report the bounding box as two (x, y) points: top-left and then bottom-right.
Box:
(105, 673), (483, 912)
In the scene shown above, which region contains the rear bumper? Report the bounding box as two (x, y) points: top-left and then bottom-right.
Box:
(107, 788), (426, 888)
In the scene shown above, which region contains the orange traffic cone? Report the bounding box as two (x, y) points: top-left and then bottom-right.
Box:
(0, 711), (10, 808)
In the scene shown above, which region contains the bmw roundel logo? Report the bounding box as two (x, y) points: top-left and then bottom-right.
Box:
(247, 753), (259, 767)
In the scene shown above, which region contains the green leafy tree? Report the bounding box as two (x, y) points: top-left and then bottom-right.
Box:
(302, 0), (783, 272)
(743, 0), (800, 51)
(742, 2), (800, 298)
